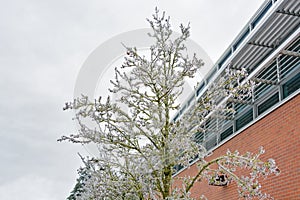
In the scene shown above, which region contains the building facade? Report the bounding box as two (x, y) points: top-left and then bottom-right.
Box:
(174, 0), (300, 199)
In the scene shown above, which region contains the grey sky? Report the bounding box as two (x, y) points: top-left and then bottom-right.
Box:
(0, 0), (263, 199)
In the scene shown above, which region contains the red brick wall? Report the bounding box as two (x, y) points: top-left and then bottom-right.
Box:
(174, 94), (300, 200)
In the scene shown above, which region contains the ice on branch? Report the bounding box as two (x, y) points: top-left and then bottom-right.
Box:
(61, 8), (280, 200)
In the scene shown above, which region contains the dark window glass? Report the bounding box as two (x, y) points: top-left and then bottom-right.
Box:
(173, 164), (184, 174)
(258, 92), (279, 115)
(205, 135), (217, 150)
(220, 126), (234, 141)
(252, 0), (272, 28)
(236, 109), (253, 131)
(283, 71), (300, 98)
(206, 68), (217, 83)
(233, 28), (250, 50)
(196, 82), (205, 96)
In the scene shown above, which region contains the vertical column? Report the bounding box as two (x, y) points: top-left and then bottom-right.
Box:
(276, 55), (283, 101)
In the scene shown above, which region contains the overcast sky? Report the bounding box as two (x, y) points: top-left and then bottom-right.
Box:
(0, 0), (263, 199)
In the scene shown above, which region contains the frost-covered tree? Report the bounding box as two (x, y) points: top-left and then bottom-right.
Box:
(60, 9), (280, 200)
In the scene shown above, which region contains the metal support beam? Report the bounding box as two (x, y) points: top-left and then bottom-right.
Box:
(252, 77), (278, 85)
(276, 10), (300, 17)
(281, 50), (300, 58)
(210, 114), (233, 121)
(248, 42), (274, 49)
(228, 98), (252, 105)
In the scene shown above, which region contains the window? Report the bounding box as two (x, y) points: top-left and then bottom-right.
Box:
(236, 109), (253, 131)
(257, 92), (279, 115)
(173, 164), (184, 173)
(220, 126), (234, 141)
(283, 71), (300, 98)
(218, 51), (232, 68)
(194, 132), (204, 144)
(233, 27), (250, 50)
(205, 135), (217, 150)
(196, 82), (205, 96)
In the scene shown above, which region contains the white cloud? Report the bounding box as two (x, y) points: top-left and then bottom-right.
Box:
(0, 174), (70, 200)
